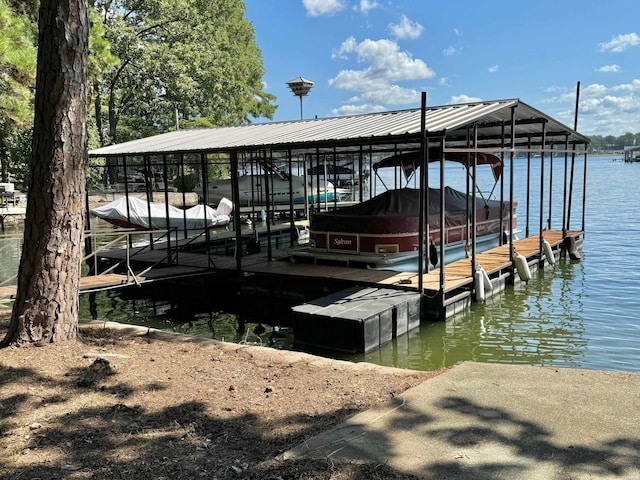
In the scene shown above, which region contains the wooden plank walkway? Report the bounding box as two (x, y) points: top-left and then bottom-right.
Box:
(238, 230), (580, 293)
(94, 229), (581, 297)
(0, 273), (138, 301)
(2, 229), (582, 322)
(377, 230), (581, 294)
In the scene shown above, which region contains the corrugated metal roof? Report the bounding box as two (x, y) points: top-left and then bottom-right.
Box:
(89, 99), (589, 157)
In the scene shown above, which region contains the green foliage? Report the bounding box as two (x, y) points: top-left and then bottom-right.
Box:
(206, 154), (231, 182)
(0, 1), (36, 126)
(6, 126), (31, 190)
(91, 0), (277, 145)
(173, 173), (198, 192)
(0, 0), (37, 183)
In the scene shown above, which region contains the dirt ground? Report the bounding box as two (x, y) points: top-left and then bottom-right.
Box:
(0, 311), (440, 479)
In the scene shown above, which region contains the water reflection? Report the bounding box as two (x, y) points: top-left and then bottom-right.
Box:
(79, 289), (293, 349)
(336, 256), (588, 371)
(0, 231), (22, 287)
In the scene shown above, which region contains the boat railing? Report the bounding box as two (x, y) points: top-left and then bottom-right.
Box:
(83, 227), (179, 284)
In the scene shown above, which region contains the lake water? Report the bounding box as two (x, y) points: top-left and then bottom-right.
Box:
(1, 155), (638, 373)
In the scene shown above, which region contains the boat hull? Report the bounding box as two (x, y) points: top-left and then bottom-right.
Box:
(294, 187), (516, 270)
(209, 174), (339, 206)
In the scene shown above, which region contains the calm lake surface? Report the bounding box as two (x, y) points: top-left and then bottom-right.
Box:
(1, 155), (638, 373)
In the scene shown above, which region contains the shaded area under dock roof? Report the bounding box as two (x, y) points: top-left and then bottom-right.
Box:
(89, 99), (590, 158)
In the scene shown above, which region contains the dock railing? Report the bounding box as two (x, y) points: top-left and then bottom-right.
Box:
(83, 227), (178, 284)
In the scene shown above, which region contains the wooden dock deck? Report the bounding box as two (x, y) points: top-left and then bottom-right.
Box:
(1, 228), (580, 308)
(92, 228), (582, 313)
(0, 273), (139, 301)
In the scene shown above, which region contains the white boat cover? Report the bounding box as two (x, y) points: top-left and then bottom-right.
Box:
(91, 196), (232, 230)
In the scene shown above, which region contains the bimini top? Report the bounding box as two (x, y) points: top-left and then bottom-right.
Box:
(89, 98), (590, 158)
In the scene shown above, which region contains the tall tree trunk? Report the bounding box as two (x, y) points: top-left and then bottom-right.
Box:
(94, 81), (105, 147)
(1, 0), (89, 346)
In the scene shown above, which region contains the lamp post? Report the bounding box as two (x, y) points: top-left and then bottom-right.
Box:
(286, 76), (314, 120)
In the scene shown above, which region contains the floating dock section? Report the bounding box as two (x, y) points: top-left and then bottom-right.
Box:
(292, 286), (421, 353)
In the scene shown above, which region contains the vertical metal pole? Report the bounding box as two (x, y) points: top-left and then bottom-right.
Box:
(548, 149), (554, 231)
(509, 106), (516, 254)
(526, 136), (532, 237)
(465, 126), (471, 251)
(439, 138), (445, 288)
(562, 135), (569, 237)
(471, 124), (478, 268)
(200, 152), (212, 266)
(581, 149), (587, 233)
(230, 151), (242, 270)
(179, 153), (188, 238)
(84, 187), (94, 274)
(567, 81), (581, 232)
(164, 154), (173, 263)
(264, 148), (273, 261)
(500, 122), (506, 245)
(539, 124), (547, 256)
(144, 154), (156, 247)
(303, 153), (309, 220)
(418, 92), (426, 291)
(288, 148), (295, 247)
(315, 148), (321, 212)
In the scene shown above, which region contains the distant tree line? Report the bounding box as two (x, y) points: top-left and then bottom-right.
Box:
(587, 132), (640, 153)
(0, 0), (276, 189)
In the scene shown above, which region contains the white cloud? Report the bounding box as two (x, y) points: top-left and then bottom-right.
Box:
(331, 86), (421, 115)
(329, 37), (434, 114)
(583, 83), (608, 96)
(302, 0), (345, 17)
(543, 85), (568, 94)
(356, 0), (378, 14)
(453, 28), (462, 37)
(331, 103), (386, 116)
(598, 32), (640, 53)
(443, 45), (459, 56)
(612, 80), (640, 93)
(449, 94), (482, 104)
(488, 65), (499, 73)
(330, 37), (435, 91)
(389, 14), (424, 40)
(542, 80), (640, 135)
(596, 64), (621, 73)
(355, 85), (422, 105)
(439, 77), (450, 87)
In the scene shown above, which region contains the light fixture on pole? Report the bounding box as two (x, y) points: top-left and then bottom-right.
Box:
(286, 76), (314, 120)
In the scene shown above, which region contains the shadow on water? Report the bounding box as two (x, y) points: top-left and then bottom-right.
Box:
(79, 284), (295, 350)
(326, 255), (589, 372)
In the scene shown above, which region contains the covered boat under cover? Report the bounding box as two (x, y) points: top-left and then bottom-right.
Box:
(91, 196), (233, 230)
(308, 186), (515, 259)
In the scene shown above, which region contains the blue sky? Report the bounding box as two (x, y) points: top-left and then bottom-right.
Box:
(243, 0), (640, 136)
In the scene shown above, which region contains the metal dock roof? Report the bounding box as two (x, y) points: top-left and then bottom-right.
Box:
(89, 99), (589, 157)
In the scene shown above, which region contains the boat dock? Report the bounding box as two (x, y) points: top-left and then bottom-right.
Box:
(84, 227), (582, 352)
(75, 96), (590, 353)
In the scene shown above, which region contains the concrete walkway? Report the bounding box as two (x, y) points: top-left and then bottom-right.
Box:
(285, 362), (640, 479)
